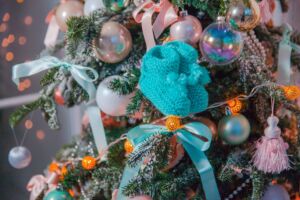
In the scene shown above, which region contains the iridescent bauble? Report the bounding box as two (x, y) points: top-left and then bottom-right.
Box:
(170, 15), (202, 45)
(96, 76), (135, 116)
(94, 21), (132, 63)
(104, 0), (129, 12)
(8, 146), (32, 169)
(199, 17), (244, 65)
(84, 0), (105, 15)
(44, 189), (73, 200)
(55, 1), (84, 32)
(218, 113), (250, 145)
(262, 185), (290, 200)
(226, 0), (261, 32)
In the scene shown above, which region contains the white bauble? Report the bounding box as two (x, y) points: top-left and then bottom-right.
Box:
(96, 76), (135, 116)
(84, 0), (105, 15)
(8, 146), (32, 169)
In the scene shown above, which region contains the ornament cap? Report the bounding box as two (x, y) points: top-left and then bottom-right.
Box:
(216, 16), (225, 22)
(264, 115), (281, 138)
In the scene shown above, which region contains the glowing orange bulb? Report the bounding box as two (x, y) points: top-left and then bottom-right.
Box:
(68, 189), (75, 197)
(124, 139), (134, 154)
(165, 115), (182, 131)
(61, 166), (68, 175)
(227, 98), (242, 113)
(282, 86), (300, 101)
(16, 0), (24, 3)
(5, 52), (14, 61)
(81, 156), (96, 170)
(49, 162), (59, 172)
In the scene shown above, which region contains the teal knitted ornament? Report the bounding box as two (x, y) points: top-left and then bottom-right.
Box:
(139, 41), (210, 117)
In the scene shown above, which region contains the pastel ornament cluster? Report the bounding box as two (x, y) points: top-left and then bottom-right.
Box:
(139, 41), (210, 117)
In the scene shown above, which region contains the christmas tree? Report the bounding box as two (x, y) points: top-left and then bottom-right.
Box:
(7, 0), (300, 199)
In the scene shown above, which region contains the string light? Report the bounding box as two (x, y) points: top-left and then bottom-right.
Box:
(281, 85), (300, 101)
(227, 98), (242, 113)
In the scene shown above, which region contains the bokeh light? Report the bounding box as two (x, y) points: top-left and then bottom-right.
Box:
(18, 36), (27, 45)
(25, 119), (33, 129)
(8, 34), (15, 43)
(2, 13), (10, 22)
(36, 130), (45, 140)
(18, 83), (25, 91)
(24, 16), (32, 25)
(0, 23), (7, 32)
(2, 38), (9, 47)
(16, 0), (24, 3)
(23, 79), (31, 88)
(5, 52), (14, 61)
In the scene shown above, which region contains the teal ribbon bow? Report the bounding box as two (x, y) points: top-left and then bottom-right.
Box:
(117, 122), (221, 200)
(12, 56), (108, 154)
(12, 56), (98, 100)
(277, 23), (300, 85)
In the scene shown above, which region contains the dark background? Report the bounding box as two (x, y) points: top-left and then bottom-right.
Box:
(0, 0), (82, 199)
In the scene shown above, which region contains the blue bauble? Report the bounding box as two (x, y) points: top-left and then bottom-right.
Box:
(218, 113), (250, 145)
(44, 189), (73, 200)
(262, 185), (290, 200)
(199, 17), (243, 65)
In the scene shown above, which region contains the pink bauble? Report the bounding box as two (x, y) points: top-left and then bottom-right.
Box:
(170, 15), (202, 45)
(54, 88), (65, 105)
(55, 1), (84, 32)
(94, 21), (132, 63)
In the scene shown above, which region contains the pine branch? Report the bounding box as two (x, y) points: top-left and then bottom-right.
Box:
(9, 97), (43, 128)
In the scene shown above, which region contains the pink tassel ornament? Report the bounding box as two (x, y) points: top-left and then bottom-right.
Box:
(253, 115), (290, 173)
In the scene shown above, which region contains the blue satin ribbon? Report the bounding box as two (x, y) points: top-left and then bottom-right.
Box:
(277, 23), (300, 85)
(117, 122), (221, 200)
(86, 106), (108, 153)
(12, 56), (98, 100)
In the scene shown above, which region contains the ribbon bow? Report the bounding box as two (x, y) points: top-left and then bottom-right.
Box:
(12, 56), (98, 100)
(117, 122), (221, 200)
(276, 23), (300, 85)
(27, 172), (59, 200)
(133, 0), (178, 50)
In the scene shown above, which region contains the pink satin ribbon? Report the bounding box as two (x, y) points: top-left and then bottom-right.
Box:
(259, 0), (273, 23)
(27, 172), (59, 200)
(133, 0), (178, 50)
